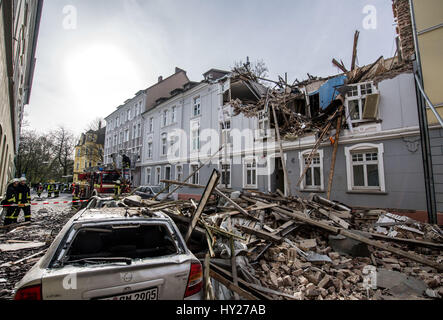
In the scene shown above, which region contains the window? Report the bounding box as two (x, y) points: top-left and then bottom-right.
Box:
(137, 124), (141, 139)
(176, 165), (183, 181)
(244, 159), (257, 188)
(220, 121), (232, 145)
(149, 118), (154, 133)
(193, 97), (201, 117)
(258, 111), (270, 138)
(125, 130), (129, 142)
(119, 132), (123, 144)
(133, 125), (137, 139)
(77, 149), (81, 157)
(191, 164), (199, 185)
(155, 167), (161, 185)
(147, 142), (153, 159)
(220, 162), (231, 187)
(161, 133), (167, 156)
(169, 135), (176, 156)
(191, 128), (200, 152)
(146, 168), (151, 185)
(345, 143), (385, 192)
(128, 109), (131, 121)
(352, 152), (379, 188)
(171, 106), (176, 123)
(116, 116), (120, 127)
(162, 110), (169, 127)
(299, 150), (324, 191)
(346, 82), (376, 122)
(76, 163), (79, 170)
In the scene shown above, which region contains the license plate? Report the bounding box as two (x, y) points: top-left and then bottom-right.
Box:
(101, 287), (158, 300)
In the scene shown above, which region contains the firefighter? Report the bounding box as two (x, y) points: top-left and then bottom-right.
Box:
(54, 184), (60, 198)
(37, 183), (43, 198)
(17, 178), (32, 222)
(72, 183), (80, 209)
(47, 183), (53, 198)
(114, 180), (121, 199)
(3, 179), (19, 226)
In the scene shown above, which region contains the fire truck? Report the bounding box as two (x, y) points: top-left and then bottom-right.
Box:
(75, 167), (130, 200)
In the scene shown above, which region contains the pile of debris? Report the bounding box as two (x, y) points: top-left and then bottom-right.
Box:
(119, 170), (443, 301)
(0, 205), (77, 299)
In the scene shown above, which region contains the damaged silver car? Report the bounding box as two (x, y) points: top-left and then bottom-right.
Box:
(13, 207), (203, 300)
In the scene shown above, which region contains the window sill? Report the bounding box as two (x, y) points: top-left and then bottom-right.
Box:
(299, 189), (325, 193)
(346, 190), (387, 195)
(191, 115), (202, 120)
(243, 186), (258, 190)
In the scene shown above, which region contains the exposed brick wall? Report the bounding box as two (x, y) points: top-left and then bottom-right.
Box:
(392, 0), (415, 62)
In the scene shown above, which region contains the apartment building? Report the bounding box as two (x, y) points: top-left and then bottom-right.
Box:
(0, 0), (43, 195)
(73, 126), (106, 183)
(138, 63), (432, 213)
(104, 68), (190, 186)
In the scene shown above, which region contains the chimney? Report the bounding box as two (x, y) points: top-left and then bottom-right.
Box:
(392, 0), (414, 61)
(158, 76), (163, 83)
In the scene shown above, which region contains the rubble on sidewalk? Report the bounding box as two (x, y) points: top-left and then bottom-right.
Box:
(0, 204), (77, 299)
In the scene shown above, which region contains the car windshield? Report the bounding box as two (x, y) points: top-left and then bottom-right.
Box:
(62, 224), (179, 265)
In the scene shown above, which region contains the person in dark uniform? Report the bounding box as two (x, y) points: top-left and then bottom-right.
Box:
(54, 184), (60, 198)
(37, 183), (43, 198)
(3, 179), (19, 226)
(16, 178), (32, 222)
(114, 180), (121, 199)
(72, 183), (80, 209)
(47, 184), (53, 198)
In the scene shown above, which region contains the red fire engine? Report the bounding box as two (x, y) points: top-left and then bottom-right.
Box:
(75, 169), (130, 200)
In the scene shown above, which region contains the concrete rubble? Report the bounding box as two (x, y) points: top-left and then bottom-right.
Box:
(1, 184), (442, 301)
(117, 179), (443, 301)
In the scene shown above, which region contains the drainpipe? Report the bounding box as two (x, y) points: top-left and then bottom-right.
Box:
(409, 0), (438, 224)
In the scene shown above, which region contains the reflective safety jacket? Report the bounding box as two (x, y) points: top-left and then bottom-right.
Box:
(114, 183), (121, 196)
(5, 184), (17, 204)
(18, 184), (31, 204)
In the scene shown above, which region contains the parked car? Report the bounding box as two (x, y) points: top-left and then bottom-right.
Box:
(134, 186), (173, 201)
(13, 207), (203, 300)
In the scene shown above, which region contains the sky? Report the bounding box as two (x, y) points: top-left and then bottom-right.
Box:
(26, 0), (397, 136)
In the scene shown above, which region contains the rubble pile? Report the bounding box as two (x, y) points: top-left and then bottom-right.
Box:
(0, 205), (77, 299)
(125, 180), (443, 301)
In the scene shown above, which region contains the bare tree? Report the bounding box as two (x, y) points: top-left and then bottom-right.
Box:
(232, 57), (269, 81)
(85, 117), (104, 132)
(15, 131), (55, 184)
(51, 126), (75, 177)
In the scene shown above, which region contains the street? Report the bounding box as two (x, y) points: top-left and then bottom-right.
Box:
(0, 192), (77, 299)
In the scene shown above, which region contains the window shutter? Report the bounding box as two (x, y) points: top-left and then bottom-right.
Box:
(363, 93), (380, 119)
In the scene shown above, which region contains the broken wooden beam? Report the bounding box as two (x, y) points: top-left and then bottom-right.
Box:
(332, 58), (348, 73)
(274, 206), (443, 272)
(327, 105), (344, 200)
(155, 146), (223, 201)
(236, 225), (282, 243)
(185, 169), (220, 243)
(214, 188), (260, 222)
(351, 30), (360, 71)
(209, 269), (259, 300)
